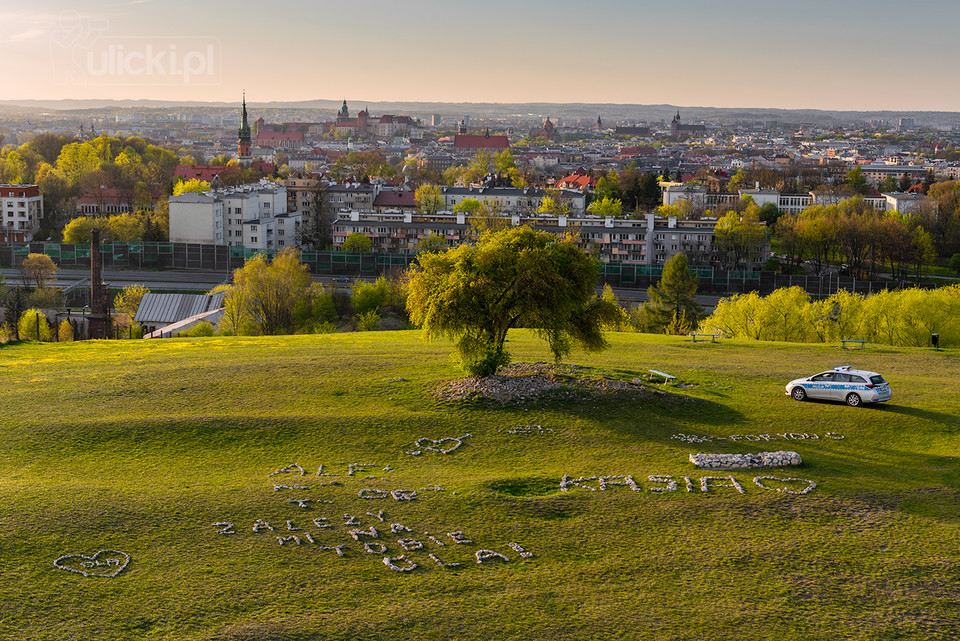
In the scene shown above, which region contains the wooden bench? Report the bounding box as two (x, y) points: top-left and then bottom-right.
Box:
(648, 369), (676, 384)
(690, 333), (718, 343)
(840, 339), (866, 349)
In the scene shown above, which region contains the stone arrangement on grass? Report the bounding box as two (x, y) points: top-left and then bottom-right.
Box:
(209, 462), (535, 574)
(689, 451), (803, 470)
(53, 550), (131, 578)
(672, 432), (844, 444)
(405, 434), (472, 456)
(560, 472), (818, 496)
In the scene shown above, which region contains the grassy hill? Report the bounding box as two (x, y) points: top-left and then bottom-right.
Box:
(1, 331), (958, 640)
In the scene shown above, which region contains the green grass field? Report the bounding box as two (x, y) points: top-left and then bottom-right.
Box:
(1, 331), (958, 640)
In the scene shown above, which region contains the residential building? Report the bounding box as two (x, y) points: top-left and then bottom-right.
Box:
(440, 186), (586, 215)
(330, 209), (740, 266)
(0, 184), (43, 242)
(169, 180), (300, 250)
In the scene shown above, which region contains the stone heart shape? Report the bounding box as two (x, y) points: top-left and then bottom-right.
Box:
(54, 550), (130, 578)
(410, 434), (472, 455)
(430, 438), (464, 454)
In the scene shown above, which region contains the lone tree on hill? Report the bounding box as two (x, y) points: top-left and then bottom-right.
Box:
(406, 226), (619, 376)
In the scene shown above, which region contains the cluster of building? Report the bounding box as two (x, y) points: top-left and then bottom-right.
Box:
(167, 178), (729, 267)
(663, 184), (931, 215)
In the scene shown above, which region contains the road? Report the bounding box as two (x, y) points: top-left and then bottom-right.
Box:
(1, 268), (722, 311)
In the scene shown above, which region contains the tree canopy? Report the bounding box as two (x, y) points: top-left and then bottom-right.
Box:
(415, 184), (444, 215)
(645, 253), (702, 333)
(21, 253), (58, 289)
(224, 249), (311, 335)
(406, 226), (617, 375)
(341, 232), (373, 253)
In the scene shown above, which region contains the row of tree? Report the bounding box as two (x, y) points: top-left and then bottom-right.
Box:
(217, 251), (407, 337)
(699, 286), (960, 347)
(774, 198), (935, 279)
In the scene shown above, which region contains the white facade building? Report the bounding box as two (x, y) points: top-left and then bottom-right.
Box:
(0, 184), (44, 242)
(170, 180), (301, 250)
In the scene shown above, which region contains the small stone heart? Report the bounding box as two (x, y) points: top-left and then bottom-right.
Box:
(54, 550), (130, 578)
(413, 435), (470, 454)
(433, 438), (463, 454)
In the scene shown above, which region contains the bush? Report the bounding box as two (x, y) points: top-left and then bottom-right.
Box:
(352, 278), (390, 316)
(312, 289), (338, 323)
(18, 309), (53, 341)
(356, 309), (380, 331)
(27, 287), (61, 310)
(314, 321), (337, 334)
(182, 321), (215, 337)
(58, 319), (74, 342)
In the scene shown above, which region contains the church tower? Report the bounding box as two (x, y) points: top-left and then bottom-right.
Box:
(596, 114), (602, 131)
(238, 93), (252, 164)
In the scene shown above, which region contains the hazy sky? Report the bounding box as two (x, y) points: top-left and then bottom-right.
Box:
(2, 0), (959, 111)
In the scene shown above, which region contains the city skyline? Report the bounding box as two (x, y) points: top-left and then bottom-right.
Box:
(2, 0), (960, 112)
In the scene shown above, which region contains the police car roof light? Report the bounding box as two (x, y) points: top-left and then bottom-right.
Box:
(833, 366), (851, 371)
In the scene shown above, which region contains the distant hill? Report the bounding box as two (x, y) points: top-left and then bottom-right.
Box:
(2, 98), (959, 127)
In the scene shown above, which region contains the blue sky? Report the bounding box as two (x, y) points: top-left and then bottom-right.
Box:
(2, 0), (958, 111)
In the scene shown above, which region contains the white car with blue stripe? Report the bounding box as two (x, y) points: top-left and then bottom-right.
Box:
(786, 366), (892, 407)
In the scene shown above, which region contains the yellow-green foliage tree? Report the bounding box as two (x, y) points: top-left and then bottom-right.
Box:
(114, 284), (150, 325)
(406, 226), (619, 375)
(414, 184), (444, 215)
(63, 212), (165, 243)
(225, 249), (311, 335)
(58, 319), (74, 342)
(18, 309), (53, 341)
(341, 232), (372, 253)
(21, 253), (58, 289)
(536, 190), (570, 216)
(172, 178), (211, 196)
(700, 285), (960, 347)
(587, 197), (623, 218)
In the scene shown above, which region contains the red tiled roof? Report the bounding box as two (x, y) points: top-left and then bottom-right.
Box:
(257, 131), (305, 143)
(78, 186), (162, 204)
(374, 190), (416, 208)
(453, 134), (509, 150)
(175, 165), (230, 181)
(556, 174), (596, 190)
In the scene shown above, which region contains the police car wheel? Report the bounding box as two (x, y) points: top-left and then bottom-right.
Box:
(846, 393), (862, 407)
(792, 387), (807, 401)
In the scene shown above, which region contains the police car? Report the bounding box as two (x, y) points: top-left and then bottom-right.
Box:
(785, 366), (892, 407)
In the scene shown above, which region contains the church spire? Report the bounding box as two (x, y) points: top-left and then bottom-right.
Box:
(238, 92), (252, 163)
(239, 91), (251, 140)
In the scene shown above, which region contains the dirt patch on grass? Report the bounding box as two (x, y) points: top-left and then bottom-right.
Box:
(432, 361), (654, 404)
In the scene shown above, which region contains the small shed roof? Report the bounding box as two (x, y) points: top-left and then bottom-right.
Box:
(134, 292), (226, 325)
